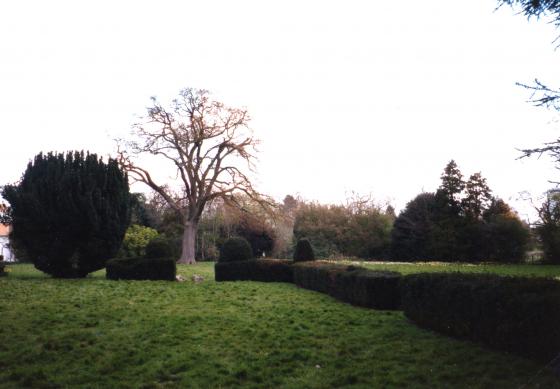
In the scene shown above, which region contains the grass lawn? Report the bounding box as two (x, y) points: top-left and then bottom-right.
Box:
(352, 260), (560, 278)
(1, 262), (559, 388)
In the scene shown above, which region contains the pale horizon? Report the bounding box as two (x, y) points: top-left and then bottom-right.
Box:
(1, 1), (560, 222)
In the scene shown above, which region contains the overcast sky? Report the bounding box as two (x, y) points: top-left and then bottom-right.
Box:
(1, 1), (560, 221)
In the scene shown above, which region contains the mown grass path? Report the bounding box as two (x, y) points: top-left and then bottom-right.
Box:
(0, 263), (559, 388)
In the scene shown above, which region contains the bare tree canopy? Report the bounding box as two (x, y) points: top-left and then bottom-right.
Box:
(497, 0), (560, 23)
(498, 1), (560, 176)
(117, 88), (268, 264)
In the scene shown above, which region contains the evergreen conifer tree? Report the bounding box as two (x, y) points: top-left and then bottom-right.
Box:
(2, 151), (130, 277)
(462, 172), (493, 220)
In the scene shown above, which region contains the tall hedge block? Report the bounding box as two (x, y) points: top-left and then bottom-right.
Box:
(400, 272), (560, 362)
(215, 259), (293, 283)
(106, 257), (176, 281)
(293, 262), (401, 310)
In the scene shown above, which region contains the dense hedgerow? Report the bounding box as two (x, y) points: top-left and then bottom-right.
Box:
(293, 238), (315, 262)
(106, 257), (176, 281)
(400, 272), (560, 362)
(215, 259), (294, 283)
(293, 262), (401, 310)
(219, 237), (253, 262)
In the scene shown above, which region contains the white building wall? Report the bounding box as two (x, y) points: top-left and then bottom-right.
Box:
(0, 236), (16, 262)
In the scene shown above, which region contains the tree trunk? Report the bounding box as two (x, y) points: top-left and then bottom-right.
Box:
(178, 221), (197, 264)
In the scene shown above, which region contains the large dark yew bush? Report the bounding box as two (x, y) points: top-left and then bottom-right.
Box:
(2, 151), (130, 278)
(219, 237), (253, 262)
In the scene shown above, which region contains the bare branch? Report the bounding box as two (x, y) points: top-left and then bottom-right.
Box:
(117, 88), (265, 248)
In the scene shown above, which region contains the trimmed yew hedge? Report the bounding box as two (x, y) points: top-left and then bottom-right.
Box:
(400, 272), (560, 362)
(106, 257), (176, 281)
(292, 262), (401, 310)
(215, 259), (294, 283)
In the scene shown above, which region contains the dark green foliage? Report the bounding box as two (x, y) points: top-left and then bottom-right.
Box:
(293, 262), (401, 310)
(483, 214), (530, 263)
(219, 237), (253, 262)
(234, 217), (275, 257)
(293, 238), (315, 262)
(536, 192), (560, 263)
(215, 259), (294, 282)
(0, 261), (5, 276)
(129, 193), (159, 228)
(391, 193), (438, 261)
(2, 151), (130, 278)
(462, 173), (492, 220)
(439, 160), (464, 206)
(106, 257), (176, 281)
(400, 272), (560, 362)
(145, 236), (174, 259)
(392, 162), (530, 262)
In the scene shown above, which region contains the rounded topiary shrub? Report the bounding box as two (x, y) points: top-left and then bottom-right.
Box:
(293, 238), (315, 262)
(219, 237), (253, 262)
(145, 236), (174, 259)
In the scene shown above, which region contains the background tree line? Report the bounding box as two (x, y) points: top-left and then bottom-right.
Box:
(391, 160), (530, 263)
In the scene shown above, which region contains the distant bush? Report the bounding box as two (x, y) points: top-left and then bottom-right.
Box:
(0, 260), (5, 276)
(293, 238), (315, 262)
(293, 201), (393, 259)
(145, 236), (174, 259)
(293, 262), (401, 310)
(215, 260), (293, 283)
(119, 224), (159, 258)
(400, 272), (560, 362)
(219, 237), (253, 262)
(106, 257), (176, 281)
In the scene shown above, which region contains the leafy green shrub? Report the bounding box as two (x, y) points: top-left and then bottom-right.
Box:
(293, 238), (315, 262)
(145, 236), (174, 259)
(215, 260), (293, 283)
(2, 151), (130, 278)
(0, 260), (5, 276)
(119, 224), (159, 258)
(400, 272), (560, 362)
(293, 262), (401, 310)
(219, 237), (253, 262)
(106, 257), (176, 281)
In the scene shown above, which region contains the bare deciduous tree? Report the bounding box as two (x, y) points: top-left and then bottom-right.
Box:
(117, 88), (267, 264)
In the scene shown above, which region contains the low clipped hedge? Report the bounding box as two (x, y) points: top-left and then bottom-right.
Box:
(215, 259), (294, 283)
(400, 272), (560, 362)
(293, 262), (401, 310)
(106, 257), (176, 281)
